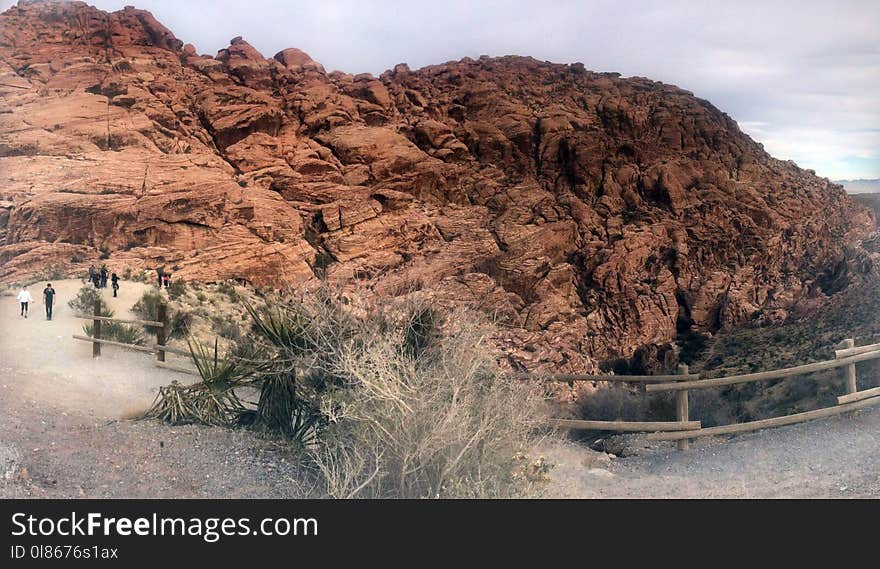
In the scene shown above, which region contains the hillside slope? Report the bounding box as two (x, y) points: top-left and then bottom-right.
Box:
(0, 1), (873, 371)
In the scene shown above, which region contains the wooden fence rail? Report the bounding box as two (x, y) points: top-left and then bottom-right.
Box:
(71, 299), (880, 451)
(74, 299), (169, 363)
(543, 338), (880, 450)
(647, 395), (880, 441)
(838, 386), (880, 405)
(644, 349), (880, 393)
(74, 315), (164, 327)
(549, 418), (701, 432)
(835, 341), (880, 359)
(510, 372), (698, 383)
(72, 334), (156, 354)
(155, 344), (190, 357)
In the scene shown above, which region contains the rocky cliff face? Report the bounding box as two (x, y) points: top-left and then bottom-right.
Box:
(0, 1), (874, 371)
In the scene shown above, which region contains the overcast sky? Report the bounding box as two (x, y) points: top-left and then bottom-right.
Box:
(4, 0), (878, 179)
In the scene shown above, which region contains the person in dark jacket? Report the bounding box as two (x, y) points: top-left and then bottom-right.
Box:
(111, 272), (119, 298)
(43, 283), (56, 320)
(100, 265), (108, 288)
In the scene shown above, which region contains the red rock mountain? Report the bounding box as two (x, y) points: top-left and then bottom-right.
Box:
(0, 1), (874, 371)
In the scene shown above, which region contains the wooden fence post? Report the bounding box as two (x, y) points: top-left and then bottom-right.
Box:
(676, 363), (690, 451)
(842, 339), (857, 395)
(92, 299), (102, 357)
(156, 302), (167, 362)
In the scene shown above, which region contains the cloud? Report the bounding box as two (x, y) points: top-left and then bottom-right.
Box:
(3, 0), (877, 178)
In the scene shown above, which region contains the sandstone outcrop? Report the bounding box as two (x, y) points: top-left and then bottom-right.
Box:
(0, 1), (873, 371)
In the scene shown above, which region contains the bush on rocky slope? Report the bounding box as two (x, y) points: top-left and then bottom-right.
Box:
(146, 288), (555, 498)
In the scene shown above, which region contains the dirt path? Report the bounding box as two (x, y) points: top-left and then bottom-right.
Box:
(543, 405), (880, 498)
(0, 279), (181, 418)
(1, 279), (878, 498)
(0, 279), (311, 498)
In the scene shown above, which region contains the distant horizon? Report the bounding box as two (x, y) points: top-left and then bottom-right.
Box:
(2, 0), (878, 180)
(837, 178), (880, 195)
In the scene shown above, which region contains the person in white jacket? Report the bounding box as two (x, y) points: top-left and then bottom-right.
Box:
(17, 285), (34, 318)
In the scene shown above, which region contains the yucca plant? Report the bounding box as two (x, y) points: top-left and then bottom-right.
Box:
(244, 301), (316, 355)
(240, 299), (347, 442)
(188, 336), (248, 387)
(145, 337), (252, 426)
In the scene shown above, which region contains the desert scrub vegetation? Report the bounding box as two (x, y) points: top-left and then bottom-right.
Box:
(83, 320), (145, 346)
(216, 280), (240, 302)
(132, 290), (191, 340)
(34, 264), (68, 282)
(69, 284), (146, 344)
(67, 284), (112, 316)
(145, 338), (249, 426)
(167, 277), (187, 300)
(310, 303), (550, 498)
(146, 288), (554, 498)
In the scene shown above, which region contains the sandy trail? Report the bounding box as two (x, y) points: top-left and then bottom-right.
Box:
(0, 279), (181, 419)
(0, 279), (310, 498)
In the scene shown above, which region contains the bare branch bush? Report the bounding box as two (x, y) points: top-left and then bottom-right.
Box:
(146, 282), (557, 497)
(308, 301), (554, 498)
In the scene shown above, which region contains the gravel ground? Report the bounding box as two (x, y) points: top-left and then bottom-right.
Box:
(0, 399), (317, 498)
(0, 280), (317, 499)
(545, 405), (880, 498)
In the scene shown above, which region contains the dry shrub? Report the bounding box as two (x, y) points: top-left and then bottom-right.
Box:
(68, 285), (111, 316)
(309, 303), (552, 499)
(145, 285), (556, 498)
(132, 290), (191, 340)
(83, 320), (145, 345)
(577, 384), (675, 424)
(144, 338), (251, 426)
(145, 381), (245, 426)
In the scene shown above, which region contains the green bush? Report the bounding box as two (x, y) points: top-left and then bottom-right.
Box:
(68, 285), (112, 316)
(216, 281), (239, 302)
(83, 321), (145, 346)
(241, 291), (552, 498)
(132, 290), (162, 320)
(168, 278), (187, 300)
(132, 290), (191, 340)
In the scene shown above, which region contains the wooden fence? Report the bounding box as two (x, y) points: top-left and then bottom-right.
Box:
(71, 298), (880, 450)
(542, 339), (880, 450)
(72, 299), (189, 370)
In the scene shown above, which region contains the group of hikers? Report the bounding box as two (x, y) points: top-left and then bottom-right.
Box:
(156, 268), (174, 289)
(88, 264), (120, 297)
(15, 264), (175, 322)
(16, 283), (56, 320)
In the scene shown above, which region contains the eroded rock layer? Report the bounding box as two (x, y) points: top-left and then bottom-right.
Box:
(0, 1), (873, 371)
